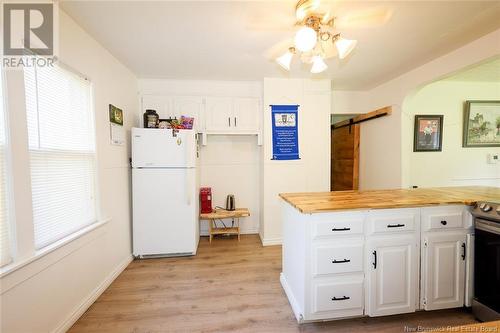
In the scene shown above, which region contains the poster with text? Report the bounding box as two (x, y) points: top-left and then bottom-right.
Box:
(271, 105), (300, 160)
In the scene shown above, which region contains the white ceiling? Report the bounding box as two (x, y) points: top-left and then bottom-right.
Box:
(445, 57), (500, 82)
(60, 1), (500, 90)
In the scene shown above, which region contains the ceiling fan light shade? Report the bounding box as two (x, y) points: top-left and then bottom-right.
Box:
(334, 37), (358, 59)
(310, 55), (328, 74)
(276, 50), (294, 71)
(294, 27), (317, 52)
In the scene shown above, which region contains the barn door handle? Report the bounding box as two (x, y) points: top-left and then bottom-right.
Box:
(332, 227), (350, 232)
(461, 243), (466, 260)
(331, 296), (350, 301)
(372, 250), (377, 269)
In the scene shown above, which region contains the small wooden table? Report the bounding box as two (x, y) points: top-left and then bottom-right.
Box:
(199, 208), (250, 243)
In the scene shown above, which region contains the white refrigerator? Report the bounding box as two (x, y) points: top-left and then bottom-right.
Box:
(131, 127), (199, 257)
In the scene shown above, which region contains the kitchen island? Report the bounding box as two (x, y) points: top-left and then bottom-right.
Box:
(279, 186), (500, 323)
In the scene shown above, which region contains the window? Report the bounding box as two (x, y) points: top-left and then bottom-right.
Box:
(0, 68), (12, 266)
(24, 62), (98, 249)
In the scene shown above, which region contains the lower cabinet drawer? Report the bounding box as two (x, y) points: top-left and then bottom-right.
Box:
(313, 243), (363, 276)
(312, 279), (364, 314)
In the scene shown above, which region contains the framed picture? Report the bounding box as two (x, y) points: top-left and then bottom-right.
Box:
(109, 104), (123, 125)
(463, 100), (500, 147)
(414, 115), (443, 152)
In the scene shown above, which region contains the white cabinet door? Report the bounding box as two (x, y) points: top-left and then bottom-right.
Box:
(422, 233), (466, 310)
(205, 97), (233, 132)
(173, 96), (204, 131)
(233, 97), (260, 131)
(142, 95), (174, 120)
(367, 235), (418, 317)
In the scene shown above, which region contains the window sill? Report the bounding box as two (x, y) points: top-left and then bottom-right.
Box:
(0, 218), (110, 279)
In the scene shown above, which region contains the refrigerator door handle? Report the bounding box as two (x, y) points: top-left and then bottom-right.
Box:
(186, 170), (192, 206)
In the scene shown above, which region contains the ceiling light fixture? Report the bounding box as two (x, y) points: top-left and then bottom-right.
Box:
(276, 47), (296, 71)
(333, 35), (358, 59)
(294, 27), (317, 52)
(310, 55), (328, 74)
(274, 0), (358, 73)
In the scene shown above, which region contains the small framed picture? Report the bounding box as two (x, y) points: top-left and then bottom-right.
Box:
(109, 104), (123, 125)
(463, 100), (500, 147)
(414, 115), (443, 152)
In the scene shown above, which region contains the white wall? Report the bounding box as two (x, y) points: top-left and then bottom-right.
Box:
(1, 10), (138, 333)
(261, 78), (331, 245)
(332, 28), (500, 190)
(403, 80), (500, 187)
(138, 79), (262, 234)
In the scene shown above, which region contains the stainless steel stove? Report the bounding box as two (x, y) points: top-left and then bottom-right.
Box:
(471, 201), (500, 322)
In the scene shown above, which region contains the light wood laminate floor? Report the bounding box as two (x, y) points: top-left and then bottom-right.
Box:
(69, 235), (477, 333)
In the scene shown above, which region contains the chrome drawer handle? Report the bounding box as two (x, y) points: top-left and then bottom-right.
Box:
(331, 259), (351, 264)
(387, 223), (405, 228)
(332, 227), (350, 232)
(331, 296), (350, 301)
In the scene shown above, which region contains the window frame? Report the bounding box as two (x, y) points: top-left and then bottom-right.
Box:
(0, 56), (105, 276)
(24, 58), (102, 249)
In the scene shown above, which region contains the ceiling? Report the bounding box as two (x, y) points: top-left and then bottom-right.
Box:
(444, 57), (500, 82)
(60, 1), (500, 90)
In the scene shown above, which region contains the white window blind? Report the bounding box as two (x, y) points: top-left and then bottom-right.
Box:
(0, 68), (12, 267)
(24, 62), (98, 249)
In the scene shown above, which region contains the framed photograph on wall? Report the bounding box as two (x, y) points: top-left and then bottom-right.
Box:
(463, 100), (500, 147)
(413, 115), (443, 152)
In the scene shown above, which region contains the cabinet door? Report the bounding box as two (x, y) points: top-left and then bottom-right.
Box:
(205, 97), (233, 132)
(422, 233), (466, 310)
(233, 97), (260, 131)
(173, 96), (204, 131)
(142, 95), (174, 120)
(367, 235), (418, 317)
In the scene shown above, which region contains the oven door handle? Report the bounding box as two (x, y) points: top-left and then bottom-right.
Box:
(475, 219), (500, 235)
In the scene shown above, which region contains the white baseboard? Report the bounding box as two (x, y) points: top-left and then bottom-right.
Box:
(261, 237), (282, 246)
(52, 255), (133, 333)
(280, 273), (303, 323)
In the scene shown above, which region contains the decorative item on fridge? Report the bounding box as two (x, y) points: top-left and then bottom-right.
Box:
(200, 187), (213, 214)
(143, 109), (159, 128)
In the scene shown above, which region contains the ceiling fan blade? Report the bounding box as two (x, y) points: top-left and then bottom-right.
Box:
(263, 37), (294, 60)
(335, 7), (393, 29)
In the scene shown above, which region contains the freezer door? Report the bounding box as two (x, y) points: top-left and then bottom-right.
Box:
(132, 127), (196, 168)
(132, 168), (198, 256)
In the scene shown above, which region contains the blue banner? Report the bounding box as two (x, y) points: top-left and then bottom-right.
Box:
(271, 105), (300, 160)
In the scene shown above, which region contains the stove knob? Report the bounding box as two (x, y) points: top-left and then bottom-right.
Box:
(479, 203), (486, 210)
(482, 204), (492, 212)
(497, 207), (500, 215)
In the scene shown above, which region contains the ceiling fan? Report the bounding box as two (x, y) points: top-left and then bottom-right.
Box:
(275, 0), (360, 74)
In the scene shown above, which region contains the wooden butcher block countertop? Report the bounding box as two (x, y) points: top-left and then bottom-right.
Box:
(279, 186), (500, 213)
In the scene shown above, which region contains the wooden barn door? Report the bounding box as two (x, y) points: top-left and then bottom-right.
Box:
(331, 124), (360, 191)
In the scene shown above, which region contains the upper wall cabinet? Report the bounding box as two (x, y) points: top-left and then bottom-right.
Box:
(142, 95), (203, 131)
(205, 97), (234, 132)
(205, 97), (260, 133)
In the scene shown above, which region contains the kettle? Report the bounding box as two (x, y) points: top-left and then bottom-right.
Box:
(225, 194), (235, 211)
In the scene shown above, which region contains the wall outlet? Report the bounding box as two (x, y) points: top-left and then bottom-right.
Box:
(487, 153), (499, 164)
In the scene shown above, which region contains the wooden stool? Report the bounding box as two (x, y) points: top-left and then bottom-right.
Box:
(199, 208), (250, 243)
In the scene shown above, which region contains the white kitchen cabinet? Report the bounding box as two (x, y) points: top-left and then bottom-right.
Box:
(142, 95), (174, 119)
(205, 97), (233, 131)
(205, 97), (260, 133)
(233, 98), (260, 131)
(366, 235), (418, 317)
(173, 96), (203, 131)
(421, 232), (466, 310)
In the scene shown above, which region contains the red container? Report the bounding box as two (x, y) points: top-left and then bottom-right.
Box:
(200, 187), (213, 214)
